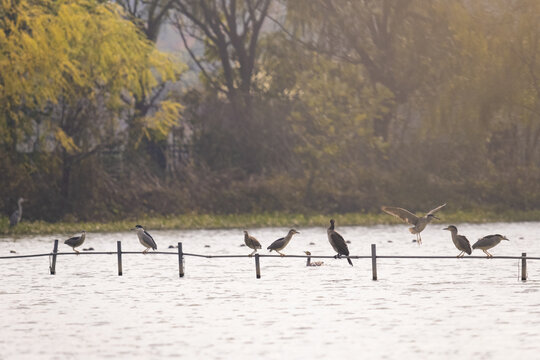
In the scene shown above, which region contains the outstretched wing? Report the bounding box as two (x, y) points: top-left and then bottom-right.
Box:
(427, 203), (447, 216)
(381, 206), (419, 225)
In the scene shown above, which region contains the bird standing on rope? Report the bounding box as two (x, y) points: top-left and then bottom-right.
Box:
(132, 225), (157, 254)
(382, 203), (446, 244)
(64, 231), (86, 254)
(9, 198), (26, 227)
(243, 230), (262, 256)
(327, 219), (353, 266)
(443, 225), (472, 257)
(472, 234), (509, 258)
(267, 229), (299, 256)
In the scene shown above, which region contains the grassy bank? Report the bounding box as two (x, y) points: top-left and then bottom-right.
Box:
(2, 209), (540, 236)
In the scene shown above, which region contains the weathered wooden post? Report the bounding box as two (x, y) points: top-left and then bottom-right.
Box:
(305, 254), (311, 267)
(117, 241), (123, 276)
(255, 253), (261, 279)
(49, 239), (59, 275)
(522, 252), (527, 281)
(371, 244), (377, 281)
(178, 242), (184, 278)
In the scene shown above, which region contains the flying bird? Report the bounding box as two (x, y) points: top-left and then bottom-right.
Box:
(382, 203), (446, 244)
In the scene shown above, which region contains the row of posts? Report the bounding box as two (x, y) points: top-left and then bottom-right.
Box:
(48, 240), (528, 281)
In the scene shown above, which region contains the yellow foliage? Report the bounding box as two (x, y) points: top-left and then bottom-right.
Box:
(55, 128), (80, 154)
(0, 0), (185, 150)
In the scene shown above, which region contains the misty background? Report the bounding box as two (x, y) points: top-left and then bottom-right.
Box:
(2, 0), (540, 222)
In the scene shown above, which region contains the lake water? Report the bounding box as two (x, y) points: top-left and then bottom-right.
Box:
(1, 222), (539, 359)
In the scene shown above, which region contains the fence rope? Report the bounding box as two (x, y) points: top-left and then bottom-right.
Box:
(1, 251), (539, 260)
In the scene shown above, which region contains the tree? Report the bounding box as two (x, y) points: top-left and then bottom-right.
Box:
(284, 0), (457, 141)
(170, 0), (273, 172)
(1, 0), (184, 216)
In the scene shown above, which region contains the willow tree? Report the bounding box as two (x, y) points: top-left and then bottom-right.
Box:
(0, 0), (184, 216)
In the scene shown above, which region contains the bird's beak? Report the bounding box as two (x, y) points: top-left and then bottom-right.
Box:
(503, 236), (510, 241)
(442, 227), (449, 230)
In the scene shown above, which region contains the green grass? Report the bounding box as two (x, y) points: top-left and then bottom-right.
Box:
(2, 209), (540, 236)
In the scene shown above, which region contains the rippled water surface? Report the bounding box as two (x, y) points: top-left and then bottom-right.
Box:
(1, 222), (540, 359)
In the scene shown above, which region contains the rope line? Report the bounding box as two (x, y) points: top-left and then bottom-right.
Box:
(1, 252), (539, 260)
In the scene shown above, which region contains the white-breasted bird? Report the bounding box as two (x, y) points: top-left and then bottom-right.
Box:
(132, 225), (157, 254)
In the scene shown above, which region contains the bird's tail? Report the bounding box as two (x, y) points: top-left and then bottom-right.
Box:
(347, 257), (353, 266)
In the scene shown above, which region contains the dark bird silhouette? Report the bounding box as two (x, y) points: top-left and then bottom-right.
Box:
(327, 219), (353, 266)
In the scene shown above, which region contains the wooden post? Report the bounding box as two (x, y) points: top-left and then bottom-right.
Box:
(117, 241), (123, 276)
(305, 254), (311, 267)
(50, 239), (59, 275)
(255, 253), (261, 279)
(371, 244), (377, 281)
(178, 242), (184, 278)
(522, 252), (527, 281)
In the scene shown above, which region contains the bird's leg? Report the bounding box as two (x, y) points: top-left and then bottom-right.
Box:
(143, 248), (149, 254)
(73, 248), (80, 255)
(249, 249), (256, 257)
(417, 233), (422, 245)
(487, 250), (493, 258)
(276, 250), (286, 256)
(457, 251), (463, 258)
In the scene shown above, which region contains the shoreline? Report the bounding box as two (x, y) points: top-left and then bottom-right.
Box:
(2, 209), (540, 236)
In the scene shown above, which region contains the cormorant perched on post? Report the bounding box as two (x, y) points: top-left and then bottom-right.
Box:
(472, 234), (509, 258)
(64, 231), (86, 254)
(327, 219), (353, 266)
(381, 203), (446, 244)
(443, 225), (472, 257)
(243, 230), (262, 256)
(9, 198), (26, 227)
(132, 225), (157, 254)
(267, 229), (299, 256)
